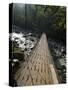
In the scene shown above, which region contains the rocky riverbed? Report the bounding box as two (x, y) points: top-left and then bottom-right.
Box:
(9, 26), (66, 85)
(48, 38), (66, 83)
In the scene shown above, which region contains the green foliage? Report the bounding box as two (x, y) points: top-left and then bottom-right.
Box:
(9, 39), (25, 61)
(12, 4), (66, 44)
(9, 39), (22, 53)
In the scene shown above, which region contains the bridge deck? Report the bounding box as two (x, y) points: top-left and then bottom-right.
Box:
(14, 33), (59, 86)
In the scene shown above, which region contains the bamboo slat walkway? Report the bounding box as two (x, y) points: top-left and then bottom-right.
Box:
(14, 33), (59, 86)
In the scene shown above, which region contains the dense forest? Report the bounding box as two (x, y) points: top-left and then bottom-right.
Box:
(9, 4), (66, 86)
(12, 4), (66, 45)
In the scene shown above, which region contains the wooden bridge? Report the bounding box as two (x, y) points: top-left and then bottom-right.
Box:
(14, 33), (59, 86)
